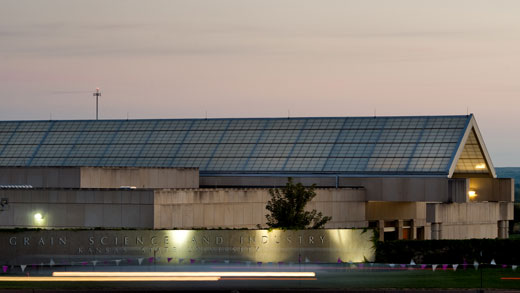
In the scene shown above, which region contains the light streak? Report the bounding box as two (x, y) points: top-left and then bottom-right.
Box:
(53, 272), (316, 278)
(0, 276), (219, 282)
(220, 277), (317, 281)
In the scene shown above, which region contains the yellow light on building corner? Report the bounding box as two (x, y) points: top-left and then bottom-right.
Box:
(475, 163), (486, 169)
(468, 190), (477, 199)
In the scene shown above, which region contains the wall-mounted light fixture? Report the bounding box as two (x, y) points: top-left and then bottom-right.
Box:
(34, 213), (44, 221)
(468, 190), (477, 200)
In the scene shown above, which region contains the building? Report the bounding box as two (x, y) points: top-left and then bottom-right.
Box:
(0, 114), (513, 240)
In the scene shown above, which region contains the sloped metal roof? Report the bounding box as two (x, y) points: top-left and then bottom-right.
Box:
(0, 115), (489, 176)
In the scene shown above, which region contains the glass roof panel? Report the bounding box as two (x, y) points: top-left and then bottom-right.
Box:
(0, 116), (472, 175)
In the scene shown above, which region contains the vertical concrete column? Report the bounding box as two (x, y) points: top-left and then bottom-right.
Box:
(397, 220), (404, 240)
(431, 223), (442, 240)
(410, 220), (417, 240)
(424, 224), (431, 240)
(377, 220), (384, 241)
(498, 220), (509, 239)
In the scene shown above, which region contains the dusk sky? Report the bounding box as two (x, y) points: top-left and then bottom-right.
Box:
(1, 0), (520, 166)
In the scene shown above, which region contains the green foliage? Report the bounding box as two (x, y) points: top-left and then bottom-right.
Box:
(265, 178), (332, 230)
(375, 239), (520, 264)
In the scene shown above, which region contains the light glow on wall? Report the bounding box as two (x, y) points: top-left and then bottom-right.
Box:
(468, 190), (477, 199)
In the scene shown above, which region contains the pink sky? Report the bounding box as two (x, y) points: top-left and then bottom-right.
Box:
(1, 0), (520, 166)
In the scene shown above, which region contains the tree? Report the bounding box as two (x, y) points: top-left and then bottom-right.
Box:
(265, 178), (332, 229)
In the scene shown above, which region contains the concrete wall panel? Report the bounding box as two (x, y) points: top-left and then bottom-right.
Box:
(153, 188), (367, 229)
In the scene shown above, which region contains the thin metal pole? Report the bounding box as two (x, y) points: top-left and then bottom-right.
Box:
(93, 88), (101, 120)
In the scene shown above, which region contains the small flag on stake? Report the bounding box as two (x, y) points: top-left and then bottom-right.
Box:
(305, 257), (310, 263)
(337, 258), (342, 263)
(502, 264), (507, 268)
(490, 259), (496, 265)
(148, 257), (154, 263)
(167, 258), (173, 263)
(138, 258), (144, 265)
(512, 265), (518, 271)
(389, 264), (396, 268)
(400, 264), (406, 268)
(257, 262), (262, 266)
(115, 260), (121, 266)
(20, 265), (27, 272)
(452, 264), (458, 271)
(2, 266), (7, 273)
(92, 260), (98, 267)
(192, 259), (197, 264)
(442, 264), (448, 271)
(410, 259), (416, 266)
(49, 259), (55, 267)
(473, 261), (479, 270)
(432, 264), (438, 271)
(420, 264), (427, 270)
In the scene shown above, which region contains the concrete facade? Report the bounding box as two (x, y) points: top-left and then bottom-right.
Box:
(0, 167), (198, 189)
(0, 166), (514, 240)
(0, 189), (154, 228)
(153, 188), (367, 229)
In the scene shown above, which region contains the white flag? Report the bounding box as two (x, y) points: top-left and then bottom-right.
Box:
(138, 258), (144, 265)
(224, 260), (230, 264)
(49, 259), (55, 267)
(389, 264), (395, 268)
(20, 265), (27, 272)
(410, 260), (416, 266)
(513, 265), (518, 271)
(490, 259), (496, 265)
(432, 264), (438, 271)
(115, 260), (121, 266)
(92, 260), (98, 266)
(305, 257), (310, 263)
(452, 264), (458, 271)
(473, 261), (479, 270)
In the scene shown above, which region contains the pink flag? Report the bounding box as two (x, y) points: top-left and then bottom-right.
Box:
(2, 266), (7, 273)
(420, 264), (427, 269)
(167, 258), (173, 263)
(148, 257), (154, 263)
(442, 264), (448, 270)
(337, 258), (342, 263)
(190, 259), (196, 264)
